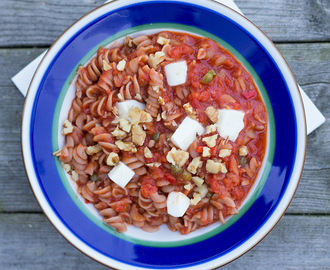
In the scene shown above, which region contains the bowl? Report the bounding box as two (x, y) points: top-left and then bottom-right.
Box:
(21, 0), (306, 269)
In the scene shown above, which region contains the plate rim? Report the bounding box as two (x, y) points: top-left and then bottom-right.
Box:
(21, 0), (307, 269)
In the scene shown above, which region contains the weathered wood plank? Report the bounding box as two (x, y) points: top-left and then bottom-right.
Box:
(275, 43), (330, 214)
(0, 48), (46, 213)
(0, 213), (329, 270)
(236, 0), (330, 42)
(0, 0), (330, 47)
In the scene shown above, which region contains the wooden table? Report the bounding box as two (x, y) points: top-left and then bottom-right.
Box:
(1, 0), (329, 269)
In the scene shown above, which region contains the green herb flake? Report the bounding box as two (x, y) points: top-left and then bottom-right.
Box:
(90, 173), (98, 182)
(152, 133), (160, 141)
(202, 70), (217, 84)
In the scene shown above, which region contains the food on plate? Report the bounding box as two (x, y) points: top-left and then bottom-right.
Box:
(54, 31), (268, 234)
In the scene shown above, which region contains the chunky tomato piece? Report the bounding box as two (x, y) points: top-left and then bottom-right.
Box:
(169, 46), (182, 59)
(115, 203), (125, 212)
(242, 91), (256, 99)
(164, 173), (176, 184)
(141, 177), (158, 197)
(231, 186), (245, 201)
(198, 90), (210, 102)
(209, 178), (223, 194)
(196, 145), (204, 153)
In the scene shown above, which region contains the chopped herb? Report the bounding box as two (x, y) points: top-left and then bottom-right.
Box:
(206, 193), (213, 198)
(152, 133), (160, 141)
(171, 164), (182, 174)
(90, 173), (98, 182)
(239, 156), (249, 166)
(182, 170), (192, 181)
(202, 70), (216, 84)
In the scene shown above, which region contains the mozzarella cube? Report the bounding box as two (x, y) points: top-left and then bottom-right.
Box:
(167, 191), (190, 217)
(164, 61), (187, 86)
(116, 100), (145, 120)
(108, 161), (135, 188)
(171, 117), (205, 151)
(217, 109), (245, 141)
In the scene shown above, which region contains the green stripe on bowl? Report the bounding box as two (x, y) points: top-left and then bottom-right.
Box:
(52, 23), (275, 247)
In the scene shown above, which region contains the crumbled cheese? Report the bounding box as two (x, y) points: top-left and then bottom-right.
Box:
(107, 152), (120, 166)
(148, 140), (155, 148)
(71, 170), (79, 181)
(166, 147), (189, 167)
(112, 117), (121, 124)
(161, 111), (167, 120)
(158, 96), (165, 105)
(157, 36), (170, 45)
(156, 114), (161, 121)
(195, 184), (208, 198)
(144, 147), (153, 158)
(124, 36), (134, 47)
(119, 118), (132, 133)
(146, 162), (162, 167)
(183, 102), (196, 119)
(103, 60), (112, 71)
(86, 144), (103, 155)
(128, 106), (152, 125)
(111, 126), (127, 140)
(115, 140), (137, 153)
(117, 93), (124, 101)
(171, 120), (177, 127)
(205, 106), (219, 123)
(63, 164), (71, 172)
(135, 94), (142, 101)
(202, 134), (218, 148)
(152, 85), (160, 92)
(202, 147), (211, 158)
(192, 176), (204, 187)
(219, 149), (231, 158)
(187, 157), (203, 174)
(148, 51), (166, 68)
(117, 59), (126, 71)
(206, 159), (227, 174)
(132, 124), (146, 146)
(205, 124), (217, 134)
(52, 149), (62, 156)
(190, 193), (201, 205)
(239, 145), (249, 156)
(184, 182), (192, 190)
(62, 120), (74, 135)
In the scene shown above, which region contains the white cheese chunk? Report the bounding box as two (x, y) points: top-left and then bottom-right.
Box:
(116, 100), (146, 120)
(108, 161), (135, 188)
(217, 109), (245, 141)
(164, 61), (187, 86)
(167, 191), (190, 217)
(170, 117), (204, 151)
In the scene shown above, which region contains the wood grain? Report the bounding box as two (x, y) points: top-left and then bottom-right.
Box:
(1, 0), (330, 47)
(0, 214), (328, 270)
